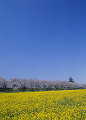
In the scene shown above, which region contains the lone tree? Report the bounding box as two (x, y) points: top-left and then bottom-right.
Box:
(69, 77), (74, 82)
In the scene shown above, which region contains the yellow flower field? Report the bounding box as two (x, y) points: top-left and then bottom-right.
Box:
(0, 89), (86, 120)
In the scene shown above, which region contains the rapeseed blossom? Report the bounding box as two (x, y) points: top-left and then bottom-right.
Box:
(0, 89), (86, 120)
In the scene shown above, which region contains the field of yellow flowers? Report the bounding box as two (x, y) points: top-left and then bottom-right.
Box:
(0, 89), (86, 120)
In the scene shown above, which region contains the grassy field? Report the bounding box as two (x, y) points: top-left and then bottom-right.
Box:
(0, 89), (86, 120)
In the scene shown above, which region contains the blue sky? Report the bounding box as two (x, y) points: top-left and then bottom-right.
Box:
(0, 0), (86, 84)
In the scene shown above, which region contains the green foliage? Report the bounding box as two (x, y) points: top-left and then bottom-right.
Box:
(69, 77), (74, 82)
(0, 88), (13, 92)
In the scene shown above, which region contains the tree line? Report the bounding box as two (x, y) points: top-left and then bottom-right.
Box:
(0, 76), (86, 92)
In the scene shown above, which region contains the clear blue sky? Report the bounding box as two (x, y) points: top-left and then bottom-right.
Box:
(0, 0), (86, 84)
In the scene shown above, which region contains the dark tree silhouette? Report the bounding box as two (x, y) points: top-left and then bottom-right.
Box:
(69, 77), (74, 82)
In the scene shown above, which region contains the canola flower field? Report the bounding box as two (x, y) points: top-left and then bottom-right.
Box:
(0, 89), (86, 120)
